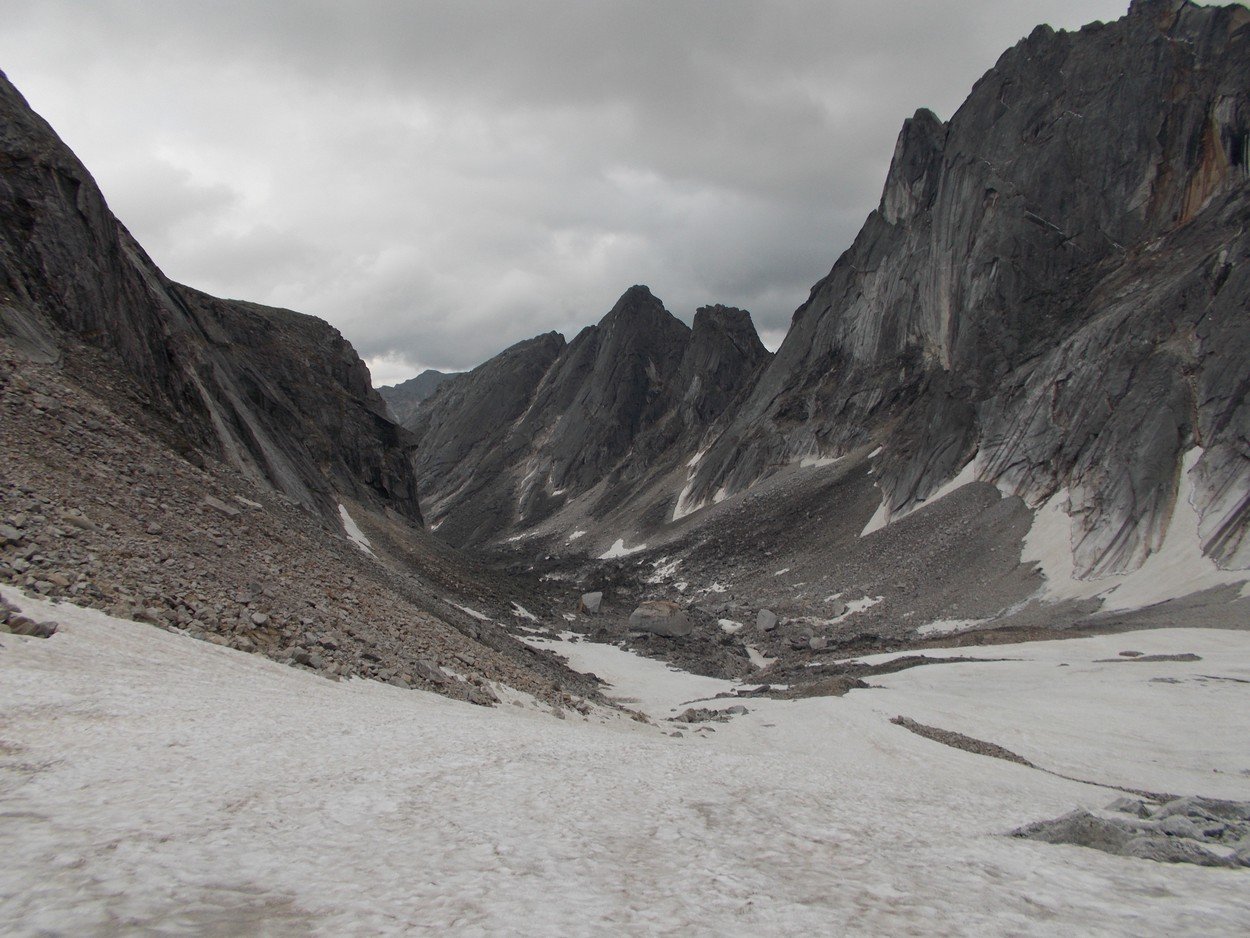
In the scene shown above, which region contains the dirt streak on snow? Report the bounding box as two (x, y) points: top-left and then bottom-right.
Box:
(1, 587), (1247, 936)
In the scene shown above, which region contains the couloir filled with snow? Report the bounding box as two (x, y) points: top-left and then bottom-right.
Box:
(1, 585), (1248, 935)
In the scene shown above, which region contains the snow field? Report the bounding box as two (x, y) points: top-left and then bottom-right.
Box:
(1, 586), (1248, 935)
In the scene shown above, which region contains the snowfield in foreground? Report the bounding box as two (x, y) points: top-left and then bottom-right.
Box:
(1, 587), (1248, 936)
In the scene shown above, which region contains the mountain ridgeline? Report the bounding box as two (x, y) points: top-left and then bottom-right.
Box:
(408, 0), (1250, 586)
(406, 289), (770, 545)
(0, 72), (421, 525)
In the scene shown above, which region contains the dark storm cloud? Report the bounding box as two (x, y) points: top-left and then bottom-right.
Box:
(0, 0), (1133, 383)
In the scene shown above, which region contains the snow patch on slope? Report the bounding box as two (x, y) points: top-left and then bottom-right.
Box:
(647, 557), (682, 584)
(798, 453), (842, 469)
(599, 538), (648, 560)
(673, 449), (711, 521)
(916, 618), (989, 637)
(1024, 448), (1250, 610)
(449, 602), (492, 622)
(861, 458), (980, 538)
(337, 504), (374, 556)
(860, 496), (891, 537)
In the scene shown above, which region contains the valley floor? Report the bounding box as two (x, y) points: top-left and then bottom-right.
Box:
(1, 585), (1248, 935)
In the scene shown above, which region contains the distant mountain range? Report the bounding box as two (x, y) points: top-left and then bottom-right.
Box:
(402, 0), (1250, 590)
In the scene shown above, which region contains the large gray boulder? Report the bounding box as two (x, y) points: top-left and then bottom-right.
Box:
(579, 591), (603, 614)
(629, 600), (694, 638)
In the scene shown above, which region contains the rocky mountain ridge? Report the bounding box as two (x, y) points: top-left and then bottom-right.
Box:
(413, 0), (1250, 596)
(0, 66), (603, 707)
(407, 286), (770, 545)
(686, 0), (1250, 578)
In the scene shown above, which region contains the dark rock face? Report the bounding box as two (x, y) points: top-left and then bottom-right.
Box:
(407, 287), (770, 545)
(378, 369), (464, 425)
(0, 70), (420, 523)
(406, 332), (567, 545)
(684, 0), (1250, 576)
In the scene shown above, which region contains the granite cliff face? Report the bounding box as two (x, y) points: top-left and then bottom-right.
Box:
(681, 0), (1250, 576)
(406, 287), (770, 545)
(0, 70), (420, 523)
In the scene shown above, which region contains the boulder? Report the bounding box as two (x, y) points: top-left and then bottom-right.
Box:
(467, 685), (499, 707)
(8, 616), (57, 638)
(629, 600), (693, 638)
(579, 591), (603, 615)
(414, 659), (449, 685)
(756, 609), (778, 632)
(203, 496), (241, 519)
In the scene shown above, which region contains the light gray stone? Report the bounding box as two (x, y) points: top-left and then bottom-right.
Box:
(629, 600), (693, 638)
(203, 496), (242, 519)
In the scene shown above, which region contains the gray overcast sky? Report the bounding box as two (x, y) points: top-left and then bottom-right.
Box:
(0, 1), (1133, 385)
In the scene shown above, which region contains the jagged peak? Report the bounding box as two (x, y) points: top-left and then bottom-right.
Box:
(601, 284), (663, 319)
(598, 285), (691, 340)
(879, 107), (948, 225)
(619, 284), (655, 302)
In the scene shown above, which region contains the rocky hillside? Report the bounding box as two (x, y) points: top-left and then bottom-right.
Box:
(0, 67), (603, 708)
(405, 287), (770, 546)
(0, 69), (419, 524)
(378, 368), (463, 425)
(416, 0), (1250, 589)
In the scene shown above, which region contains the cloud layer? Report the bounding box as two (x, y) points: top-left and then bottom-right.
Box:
(0, 0), (1130, 383)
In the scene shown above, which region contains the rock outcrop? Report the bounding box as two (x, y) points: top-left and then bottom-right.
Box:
(0, 69), (420, 524)
(628, 600), (694, 638)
